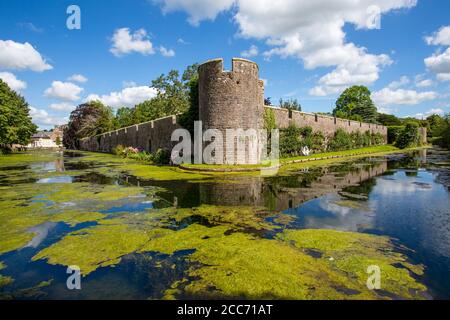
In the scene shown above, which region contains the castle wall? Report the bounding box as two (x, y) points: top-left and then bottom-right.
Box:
(78, 58), (388, 160)
(79, 115), (180, 153)
(268, 106), (387, 140)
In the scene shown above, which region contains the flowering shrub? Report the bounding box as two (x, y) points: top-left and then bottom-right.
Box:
(113, 145), (170, 164)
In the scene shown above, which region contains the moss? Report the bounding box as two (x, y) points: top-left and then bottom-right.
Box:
(333, 200), (371, 211)
(0, 177), (157, 255)
(31, 213), (427, 299)
(0, 262), (13, 288)
(31, 221), (171, 276)
(0, 152), (61, 167)
(278, 229), (426, 299)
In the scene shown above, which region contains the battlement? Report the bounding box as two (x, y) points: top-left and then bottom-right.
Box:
(198, 58), (259, 81)
(78, 58), (388, 164)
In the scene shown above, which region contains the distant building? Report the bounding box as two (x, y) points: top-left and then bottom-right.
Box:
(27, 125), (65, 149)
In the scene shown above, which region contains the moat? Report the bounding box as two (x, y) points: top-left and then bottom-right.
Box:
(0, 148), (449, 300)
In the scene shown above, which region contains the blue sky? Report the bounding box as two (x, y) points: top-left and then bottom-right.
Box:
(0, 0), (449, 129)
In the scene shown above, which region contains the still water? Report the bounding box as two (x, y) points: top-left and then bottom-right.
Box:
(0, 148), (449, 299)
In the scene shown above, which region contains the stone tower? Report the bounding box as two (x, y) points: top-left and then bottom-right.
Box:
(198, 58), (264, 164)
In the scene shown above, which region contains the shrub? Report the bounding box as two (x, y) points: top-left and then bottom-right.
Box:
(371, 132), (385, 146)
(387, 126), (404, 144)
(280, 125), (315, 157)
(151, 148), (171, 165)
(328, 129), (353, 151)
(395, 122), (420, 149)
(113, 144), (125, 156)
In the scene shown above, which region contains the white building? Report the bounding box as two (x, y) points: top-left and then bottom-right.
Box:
(27, 131), (59, 149)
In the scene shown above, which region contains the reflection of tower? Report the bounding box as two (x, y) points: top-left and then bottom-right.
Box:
(199, 178), (264, 206)
(198, 58), (264, 164)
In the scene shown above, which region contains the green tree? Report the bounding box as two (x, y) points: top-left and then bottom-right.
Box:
(178, 76), (199, 134)
(377, 113), (402, 126)
(0, 80), (37, 150)
(131, 63), (200, 126)
(151, 63), (199, 117)
(115, 107), (134, 129)
(63, 101), (114, 149)
(426, 114), (446, 138)
(333, 86), (377, 123)
(279, 98), (301, 111)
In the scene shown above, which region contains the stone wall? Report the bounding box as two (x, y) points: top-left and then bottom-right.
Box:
(267, 106), (387, 139)
(78, 57), (388, 160)
(79, 115), (180, 153)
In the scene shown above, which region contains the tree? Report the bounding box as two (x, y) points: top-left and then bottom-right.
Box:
(426, 114), (446, 137)
(132, 99), (166, 124)
(150, 63), (199, 117)
(0, 79), (37, 150)
(333, 86), (377, 123)
(55, 136), (61, 146)
(115, 107), (134, 129)
(377, 113), (402, 126)
(279, 98), (301, 111)
(63, 101), (114, 149)
(264, 97), (273, 106)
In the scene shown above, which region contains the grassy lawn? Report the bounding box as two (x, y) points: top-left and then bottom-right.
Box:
(280, 145), (400, 164)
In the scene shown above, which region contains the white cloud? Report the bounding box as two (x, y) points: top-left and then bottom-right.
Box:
(414, 108), (445, 119)
(425, 48), (450, 82)
(0, 72), (27, 91)
(388, 75), (410, 89)
(44, 81), (84, 101)
(29, 107), (68, 127)
(154, 0), (235, 26)
(416, 79), (433, 88)
(0, 40), (52, 72)
(49, 102), (76, 112)
(372, 88), (438, 106)
(110, 28), (155, 57)
(241, 44), (258, 58)
(68, 74), (88, 83)
(177, 38), (189, 45)
(156, 1), (417, 95)
(425, 26), (450, 46)
(122, 81), (137, 88)
(159, 46), (176, 57)
(85, 86), (158, 108)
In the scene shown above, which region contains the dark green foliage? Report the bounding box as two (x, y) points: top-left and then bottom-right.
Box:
(333, 86), (377, 123)
(63, 101), (114, 149)
(0, 80), (37, 150)
(432, 114), (450, 149)
(264, 97), (273, 106)
(426, 114), (446, 138)
(377, 113), (402, 126)
(328, 129), (382, 152)
(114, 107), (134, 129)
(387, 126), (404, 144)
(178, 76), (199, 134)
(280, 125), (324, 157)
(263, 108), (276, 131)
(151, 148), (171, 165)
(395, 122), (420, 149)
(328, 129), (354, 151)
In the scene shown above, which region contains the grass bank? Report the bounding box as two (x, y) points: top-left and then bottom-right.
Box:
(180, 145), (428, 172)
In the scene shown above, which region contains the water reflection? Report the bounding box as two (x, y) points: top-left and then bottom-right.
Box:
(1, 148), (449, 299)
